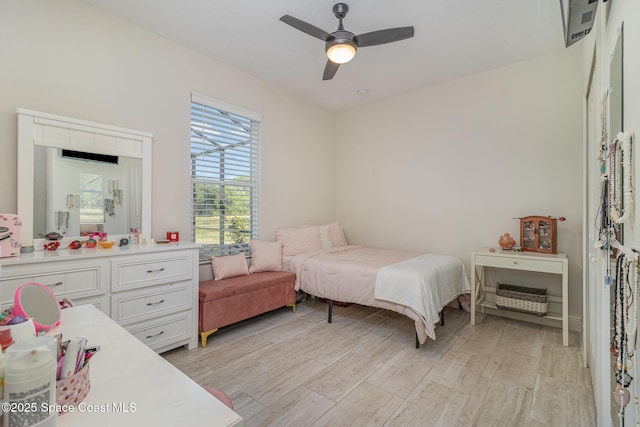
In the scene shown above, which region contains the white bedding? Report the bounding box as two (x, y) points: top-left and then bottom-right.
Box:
(375, 253), (470, 340)
(285, 245), (470, 344)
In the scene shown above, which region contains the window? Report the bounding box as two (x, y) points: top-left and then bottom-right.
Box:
(190, 94), (261, 260)
(79, 173), (104, 226)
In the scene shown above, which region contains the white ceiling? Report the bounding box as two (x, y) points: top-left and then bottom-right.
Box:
(81, 0), (567, 110)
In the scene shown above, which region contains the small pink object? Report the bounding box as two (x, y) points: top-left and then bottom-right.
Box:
(559, 216), (566, 221)
(13, 282), (62, 332)
(489, 248), (496, 253)
(203, 386), (234, 410)
(56, 362), (91, 413)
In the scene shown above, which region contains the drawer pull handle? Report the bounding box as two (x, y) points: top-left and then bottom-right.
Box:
(513, 261), (518, 264)
(145, 330), (164, 339)
(47, 281), (64, 287)
(146, 299), (165, 306)
(146, 268), (165, 273)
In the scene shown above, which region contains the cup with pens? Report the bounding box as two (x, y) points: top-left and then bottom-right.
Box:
(55, 335), (99, 412)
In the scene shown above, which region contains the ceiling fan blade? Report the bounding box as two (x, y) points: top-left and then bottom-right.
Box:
(323, 60), (340, 80)
(280, 15), (333, 42)
(354, 26), (414, 47)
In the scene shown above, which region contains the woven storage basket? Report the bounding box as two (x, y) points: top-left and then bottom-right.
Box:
(495, 283), (548, 317)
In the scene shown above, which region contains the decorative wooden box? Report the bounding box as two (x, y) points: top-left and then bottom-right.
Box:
(520, 215), (557, 254)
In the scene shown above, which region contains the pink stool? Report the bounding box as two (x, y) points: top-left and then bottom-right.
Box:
(203, 386), (234, 410)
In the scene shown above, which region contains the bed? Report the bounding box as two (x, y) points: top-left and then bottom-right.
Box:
(277, 223), (471, 346)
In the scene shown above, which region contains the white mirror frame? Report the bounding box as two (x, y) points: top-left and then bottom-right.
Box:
(17, 108), (152, 249)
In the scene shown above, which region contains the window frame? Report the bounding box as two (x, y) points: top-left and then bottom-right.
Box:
(190, 93), (262, 261)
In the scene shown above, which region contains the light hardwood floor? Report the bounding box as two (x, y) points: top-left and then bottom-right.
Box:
(162, 299), (596, 426)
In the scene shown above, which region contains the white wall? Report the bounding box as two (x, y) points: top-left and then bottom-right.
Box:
(0, 0), (336, 244)
(335, 48), (584, 321)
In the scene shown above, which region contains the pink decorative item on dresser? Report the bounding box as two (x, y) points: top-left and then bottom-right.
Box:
(0, 213), (21, 257)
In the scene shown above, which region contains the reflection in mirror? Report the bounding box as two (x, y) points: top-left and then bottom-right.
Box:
(610, 22), (623, 138)
(33, 146), (142, 239)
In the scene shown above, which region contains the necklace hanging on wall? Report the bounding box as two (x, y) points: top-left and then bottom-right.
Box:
(611, 248), (640, 422)
(609, 132), (634, 224)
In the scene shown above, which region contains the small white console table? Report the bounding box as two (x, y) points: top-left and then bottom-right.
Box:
(470, 247), (569, 346)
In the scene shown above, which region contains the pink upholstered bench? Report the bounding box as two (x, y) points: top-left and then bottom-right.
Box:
(199, 271), (296, 347)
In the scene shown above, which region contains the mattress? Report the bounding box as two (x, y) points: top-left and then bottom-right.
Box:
(285, 245), (470, 344)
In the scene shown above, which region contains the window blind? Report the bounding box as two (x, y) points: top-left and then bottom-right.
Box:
(190, 95), (261, 261)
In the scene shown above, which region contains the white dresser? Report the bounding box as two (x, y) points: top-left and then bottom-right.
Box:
(0, 242), (200, 353)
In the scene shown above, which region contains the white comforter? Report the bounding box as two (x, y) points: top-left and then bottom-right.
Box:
(285, 245), (470, 343)
(375, 253), (470, 340)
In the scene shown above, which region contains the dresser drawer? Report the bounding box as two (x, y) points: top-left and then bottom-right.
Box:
(0, 261), (107, 306)
(111, 252), (193, 292)
(475, 254), (564, 274)
(70, 296), (111, 317)
(111, 281), (192, 325)
(125, 311), (193, 352)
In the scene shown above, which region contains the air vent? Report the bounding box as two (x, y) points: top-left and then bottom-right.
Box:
(560, 0), (600, 47)
(61, 149), (119, 164)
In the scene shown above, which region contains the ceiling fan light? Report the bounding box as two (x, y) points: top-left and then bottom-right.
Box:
(326, 41), (356, 64)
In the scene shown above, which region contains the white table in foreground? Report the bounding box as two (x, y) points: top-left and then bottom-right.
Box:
(48, 305), (243, 426)
(470, 247), (569, 346)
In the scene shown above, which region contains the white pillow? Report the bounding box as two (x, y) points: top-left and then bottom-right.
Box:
(327, 222), (348, 247)
(319, 225), (333, 250)
(249, 240), (283, 273)
(211, 253), (249, 280)
(276, 226), (322, 256)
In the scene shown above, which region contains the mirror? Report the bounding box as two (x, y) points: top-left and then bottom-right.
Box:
(609, 22), (623, 426)
(13, 283), (61, 331)
(17, 109), (152, 249)
(610, 22), (623, 138)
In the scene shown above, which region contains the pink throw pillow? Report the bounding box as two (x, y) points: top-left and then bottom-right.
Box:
(249, 240), (283, 273)
(211, 253), (249, 280)
(275, 226), (322, 256)
(327, 222), (348, 247)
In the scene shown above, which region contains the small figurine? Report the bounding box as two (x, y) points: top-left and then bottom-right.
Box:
(43, 241), (60, 251)
(67, 240), (82, 250)
(41, 231), (63, 241)
(498, 233), (516, 250)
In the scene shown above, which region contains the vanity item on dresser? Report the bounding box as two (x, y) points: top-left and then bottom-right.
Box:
(0, 213), (21, 258)
(13, 282), (63, 331)
(0, 242), (200, 353)
(4, 336), (58, 427)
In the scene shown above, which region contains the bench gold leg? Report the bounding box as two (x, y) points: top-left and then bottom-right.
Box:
(200, 328), (218, 348)
(287, 303), (296, 315)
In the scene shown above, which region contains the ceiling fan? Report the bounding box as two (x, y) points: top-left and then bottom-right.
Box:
(280, 3), (414, 81)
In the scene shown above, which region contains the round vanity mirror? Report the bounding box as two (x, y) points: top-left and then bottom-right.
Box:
(13, 283), (61, 331)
